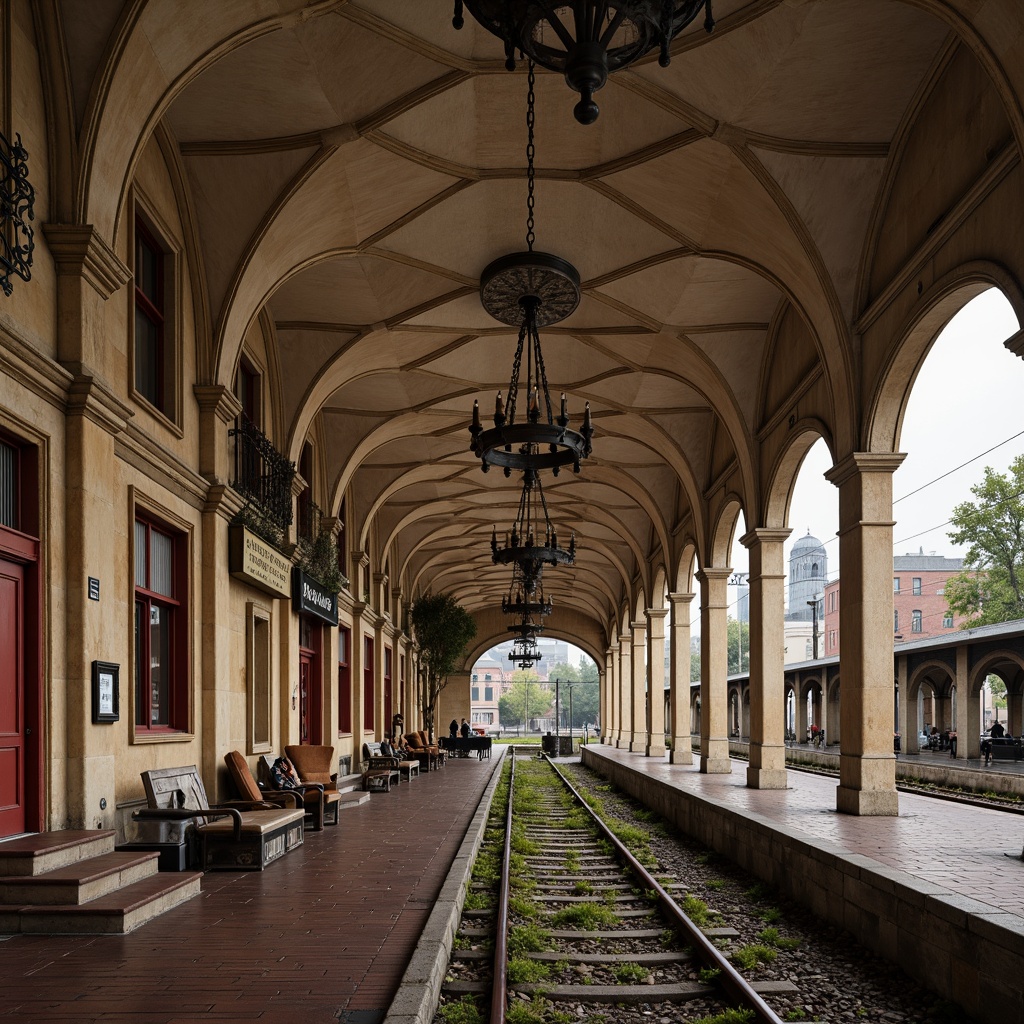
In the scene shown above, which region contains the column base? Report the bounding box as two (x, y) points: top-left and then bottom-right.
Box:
(700, 756), (731, 774)
(836, 785), (899, 816)
(746, 766), (787, 789)
(645, 741), (666, 757)
(629, 735), (645, 753)
(669, 746), (693, 765)
(616, 736), (631, 749)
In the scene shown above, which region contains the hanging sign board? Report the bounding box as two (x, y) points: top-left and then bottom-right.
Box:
(293, 567), (338, 626)
(229, 524), (291, 599)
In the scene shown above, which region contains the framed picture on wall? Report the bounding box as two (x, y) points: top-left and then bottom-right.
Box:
(92, 661), (120, 724)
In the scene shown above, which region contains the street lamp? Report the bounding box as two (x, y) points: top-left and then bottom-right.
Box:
(807, 592), (822, 660)
(729, 572), (749, 673)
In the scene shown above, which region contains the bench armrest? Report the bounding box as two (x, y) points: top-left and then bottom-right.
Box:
(133, 805), (243, 840)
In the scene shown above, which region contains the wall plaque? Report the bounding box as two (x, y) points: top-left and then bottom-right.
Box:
(229, 524), (291, 599)
(293, 568), (338, 626)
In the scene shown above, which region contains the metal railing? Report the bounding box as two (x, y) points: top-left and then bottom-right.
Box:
(229, 415), (294, 538)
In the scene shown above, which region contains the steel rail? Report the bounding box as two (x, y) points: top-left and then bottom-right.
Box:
(546, 756), (786, 1024)
(490, 748), (515, 1024)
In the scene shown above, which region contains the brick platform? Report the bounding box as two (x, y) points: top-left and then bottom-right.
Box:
(582, 743), (1024, 1024)
(0, 755), (502, 1024)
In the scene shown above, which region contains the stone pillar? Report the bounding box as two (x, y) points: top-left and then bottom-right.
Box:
(825, 453), (904, 815)
(617, 633), (631, 749)
(1009, 680), (1023, 739)
(604, 646), (616, 743)
(698, 568), (732, 773)
(668, 592), (694, 764)
(742, 529), (790, 789)
(629, 620), (647, 752)
(955, 646), (981, 760)
(646, 607), (667, 756)
(896, 655), (914, 753)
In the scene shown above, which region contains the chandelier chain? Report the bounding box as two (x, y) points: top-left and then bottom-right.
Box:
(507, 321), (526, 425)
(530, 319), (555, 425)
(525, 60), (536, 252)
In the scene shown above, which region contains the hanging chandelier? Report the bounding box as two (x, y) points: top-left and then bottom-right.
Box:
(491, 467), (575, 596)
(452, 1), (715, 124)
(469, 62), (593, 477)
(502, 562), (553, 616)
(509, 633), (542, 667)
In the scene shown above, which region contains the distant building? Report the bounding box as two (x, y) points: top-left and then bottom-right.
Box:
(786, 530), (827, 622)
(823, 548), (969, 657)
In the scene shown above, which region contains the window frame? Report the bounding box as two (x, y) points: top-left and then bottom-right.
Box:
(912, 577), (922, 596)
(245, 602), (272, 754)
(363, 635), (374, 731)
(131, 497), (192, 739)
(893, 577), (900, 593)
(911, 609), (923, 633)
(129, 193), (183, 432)
(338, 625), (352, 735)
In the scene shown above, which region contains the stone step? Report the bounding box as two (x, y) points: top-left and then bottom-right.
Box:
(0, 850), (160, 905)
(13, 871), (202, 934)
(0, 830), (116, 877)
(336, 773), (364, 795)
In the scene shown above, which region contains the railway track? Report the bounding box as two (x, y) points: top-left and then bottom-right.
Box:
(436, 752), (803, 1024)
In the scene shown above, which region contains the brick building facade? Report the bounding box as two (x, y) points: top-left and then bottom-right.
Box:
(823, 550), (969, 657)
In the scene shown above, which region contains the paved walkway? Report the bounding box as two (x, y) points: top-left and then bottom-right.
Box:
(0, 755), (501, 1024)
(586, 744), (1024, 920)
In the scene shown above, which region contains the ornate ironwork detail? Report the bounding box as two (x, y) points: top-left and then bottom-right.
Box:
(453, 1), (715, 124)
(480, 251), (581, 327)
(0, 131), (35, 296)
(230, 415), (295, 544)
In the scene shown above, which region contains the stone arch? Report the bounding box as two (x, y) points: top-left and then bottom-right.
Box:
(708, 495), (745, 568)
(867, 268), (1023, 454)
(763, 421), (837, 529)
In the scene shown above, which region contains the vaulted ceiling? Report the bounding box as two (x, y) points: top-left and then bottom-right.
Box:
(58, 0), (1014, 644)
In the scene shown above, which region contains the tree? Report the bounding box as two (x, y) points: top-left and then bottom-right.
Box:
(547, 661), (580, 682)
(727, 618), (751, 675)
(945, 456), (1024, 626)
(498, 673), (552, 730)
(409, 592), (476, 740)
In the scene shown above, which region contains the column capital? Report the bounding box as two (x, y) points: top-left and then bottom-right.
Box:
(740, 527), (792, 549)
(668, 591), (695, 605)
(630, 620), (647, 633)
(696, 567), (732, 583)
(193, 384), (242, 425)
(645, 607), (669, 621)
(824, 451), (906, 487)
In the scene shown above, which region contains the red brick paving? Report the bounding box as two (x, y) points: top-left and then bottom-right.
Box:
(0, 757), (499, 1023)
(588, 745), (1024, 919)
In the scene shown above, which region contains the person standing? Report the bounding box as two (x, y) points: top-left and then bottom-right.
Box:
(948, 728), (957, 758)
(460, 717), (471, 738)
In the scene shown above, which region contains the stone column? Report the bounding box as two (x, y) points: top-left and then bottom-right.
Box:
(646, 607), (667, 756)
(617, 633), (631, 749)
(896, 655), (914, 753)
(629, 619), (647, 752)
(954, 645), (981, 760)
(825, 453), (904, 815)
(604, 646), (616, 743)
(742, 529), (790, 788)
(668, 592), (694, 764)
(698, 567), (732, 773)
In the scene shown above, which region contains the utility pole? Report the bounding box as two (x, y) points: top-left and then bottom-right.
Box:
(807, 593), (821, 660)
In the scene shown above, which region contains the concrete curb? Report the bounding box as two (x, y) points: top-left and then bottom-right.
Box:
(383, 747), (508, 1024)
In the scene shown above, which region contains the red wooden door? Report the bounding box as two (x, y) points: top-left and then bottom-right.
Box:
(0, 558), (25, 836)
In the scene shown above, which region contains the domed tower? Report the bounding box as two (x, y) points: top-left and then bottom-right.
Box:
(786, 530), (827, 621)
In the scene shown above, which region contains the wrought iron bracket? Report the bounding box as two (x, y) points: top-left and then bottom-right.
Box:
(0, 130), (35, 296)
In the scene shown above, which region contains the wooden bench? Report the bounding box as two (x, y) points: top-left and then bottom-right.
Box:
(363, 743), (419, 784)
(135, 765), (304, 871)
(359, 744), (401, 791)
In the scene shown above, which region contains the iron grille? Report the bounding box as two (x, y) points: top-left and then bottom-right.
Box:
(229, 415), (294, 539)
(0, 131), (35, 296)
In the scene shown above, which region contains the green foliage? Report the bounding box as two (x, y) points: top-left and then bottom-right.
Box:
(758, 906), (782, 924)
(706, 879), (726, 891)
(612, 962), (649, 984)
(757, 926), (801, 950)
(726, 617), (751, 675)
(573, 880), (594, 895)
(689, 1011), (754, 1024)
(732, 943), (778, 970)
(462, 889), (491, 910)
(945, 455), (1024, 625)
(509, 894), (539, 919)
(507, 956), (551, 983)
(506, 995), (551, 1024)
(681, 894), (710, 927)
(438, 996), (483, 1024)
(550, 903), (619, 929)
(409, 592), (476, 736)
(697, 966), (721, 984)
(499, 675), (554, 727)
(508, 923), (552, 954)
(295, 525), (346, 593)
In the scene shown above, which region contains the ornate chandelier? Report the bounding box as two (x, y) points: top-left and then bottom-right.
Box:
(491, 467), (576, 596)
(452, 1), (715, 124)
(502, 562), (553, 615)
(469, 62), (593, 476)
(509, 633), (542, 667)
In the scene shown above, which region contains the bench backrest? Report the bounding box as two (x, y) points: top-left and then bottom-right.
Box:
(141, 765), (211, 811)
(363, 742), (383, 759)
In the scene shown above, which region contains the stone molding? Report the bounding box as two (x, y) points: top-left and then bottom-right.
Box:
(43, 224), (131, 299)
(193, 383), (242, 424)
(66, 371), (133, 435)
